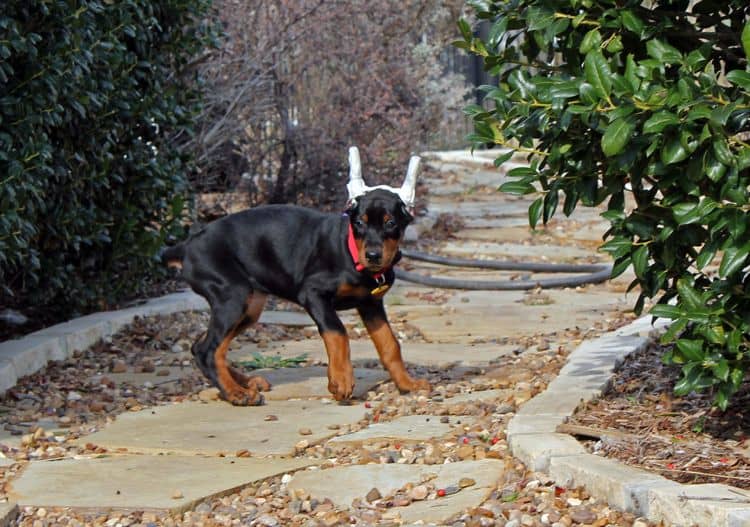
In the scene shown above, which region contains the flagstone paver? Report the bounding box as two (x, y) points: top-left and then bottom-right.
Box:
(233, 340), (516, 368)
(259, 366), (389, 400)
(288, 459), (504, 524)
(328, 414), (472, 444)
(77, 400), (366, 456)
(9, 455), (314, 512)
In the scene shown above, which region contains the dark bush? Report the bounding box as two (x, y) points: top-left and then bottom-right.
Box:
(0, 0), (214, 326)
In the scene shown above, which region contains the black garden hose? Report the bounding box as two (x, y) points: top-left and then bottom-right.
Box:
(394, 248), (613, 290)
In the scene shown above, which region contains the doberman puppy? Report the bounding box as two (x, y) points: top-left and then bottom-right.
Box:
(162, 147), (430, 405)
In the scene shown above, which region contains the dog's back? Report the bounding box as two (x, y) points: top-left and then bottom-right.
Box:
(168, 205), (345, 301)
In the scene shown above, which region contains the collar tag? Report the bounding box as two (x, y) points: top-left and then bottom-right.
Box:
(370, 283), (390, 297)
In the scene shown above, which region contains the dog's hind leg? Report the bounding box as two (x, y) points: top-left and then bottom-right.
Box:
(192, 289), (266, 406)
(227, 293), (272, 392)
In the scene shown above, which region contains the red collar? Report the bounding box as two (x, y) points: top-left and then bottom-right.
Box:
(347, 221), (387, 281)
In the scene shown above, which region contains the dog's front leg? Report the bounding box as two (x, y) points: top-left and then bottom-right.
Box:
(357, 299), (431, 393)
(302, 294), (355, 401)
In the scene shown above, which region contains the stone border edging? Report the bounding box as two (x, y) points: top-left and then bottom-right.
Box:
(507, 315), (750, 527)
(0, 291), (209, 396)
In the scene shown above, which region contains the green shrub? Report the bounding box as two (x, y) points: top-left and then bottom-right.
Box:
(0, 1), (214, 320)
(459, 0), (750, 409)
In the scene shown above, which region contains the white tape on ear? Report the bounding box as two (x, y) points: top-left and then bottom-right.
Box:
(345, 146), (420, 208)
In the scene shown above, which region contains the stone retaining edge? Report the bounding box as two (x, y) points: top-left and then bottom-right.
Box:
(507, 315), (750, 527)
(0, 291), (209, 396)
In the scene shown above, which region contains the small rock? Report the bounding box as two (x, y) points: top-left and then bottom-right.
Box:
(570, 507), (597, 524)
(256, 514), (279, 527)
(36, 508), (47, 518)
(366, 488), (382, 502)
(295, 439), (309, 451)
(298, 428), (312, 436)
(265, 414), (279, 421)
(236, 449), (251, 458)
(156, 369), (170, 376)
(327, 424), (340, 430)
(440, 416), (450, 423)
(458, 477), (476, 488)
(505, 521), (520, 527)
(172, 490), (183, 499)
(198, 388), (219, 402)
(67, 391), (82, 402)
(456, 445), (474, 460)
(566, 497), (582, 507)
(632, 520), (649, 527)
(521, 513), (535, 526)
(443, 485), (460, 496)
(141, 360), (156, 373)
(409, 485), (428, 501)
(111, 360), (128, 374)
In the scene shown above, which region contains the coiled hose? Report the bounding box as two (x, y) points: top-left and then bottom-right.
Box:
(394, 249), (613, 290)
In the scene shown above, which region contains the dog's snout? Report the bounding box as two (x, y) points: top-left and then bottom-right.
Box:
(365, 249), (382, 262)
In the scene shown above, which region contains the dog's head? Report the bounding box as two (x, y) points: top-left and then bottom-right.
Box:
(345, 147), (419, 273)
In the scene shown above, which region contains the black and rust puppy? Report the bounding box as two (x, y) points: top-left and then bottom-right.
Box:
(162, 147), (430, 405)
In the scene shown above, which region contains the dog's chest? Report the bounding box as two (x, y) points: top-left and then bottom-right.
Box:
(336, 282), (390, 300)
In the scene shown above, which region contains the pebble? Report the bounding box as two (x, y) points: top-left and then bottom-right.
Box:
(366, 488), (382, 502)
(566, 497), (582, 507)
(298, 427), (312, 435)
(265, 415), (279, 421)
(198, 388), (219, 402)
(505, 520), (521, 527)
(633, 520), (649, 527)
(409, 484), (428, 501)
(67, 391), (82, 402)
(171, 490), (183, 499)
(111, 360), (128, 373)
(458, 477), (476, 488)
(570, 507), (597, 524)
(256, 514), (279, 526)
(295, 439), (309, 451)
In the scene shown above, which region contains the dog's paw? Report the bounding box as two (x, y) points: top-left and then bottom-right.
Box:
(398, 377), (431, 393)
(248, 375), (272, 392)
(327, 369), (355, 401)
(223, 387), (264, 406)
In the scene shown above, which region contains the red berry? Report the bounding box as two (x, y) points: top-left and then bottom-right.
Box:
(437, 489), (446, 497)
(491, 437), (499, 445)
(462, 437), (470, 444)
(364, 402), (372, 408)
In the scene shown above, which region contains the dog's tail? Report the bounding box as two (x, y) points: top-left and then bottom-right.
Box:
(160, 243), (186, 270)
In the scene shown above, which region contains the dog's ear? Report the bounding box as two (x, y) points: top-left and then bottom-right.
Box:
(345, 199), (359, 218)
(398, 202), (414, 224)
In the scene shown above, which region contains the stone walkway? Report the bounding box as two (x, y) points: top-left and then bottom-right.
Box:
(2, 150), (643, 526)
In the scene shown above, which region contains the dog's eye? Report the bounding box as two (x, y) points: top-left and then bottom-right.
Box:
(385, 219), (396, 229)
(354, 219), (365, 228)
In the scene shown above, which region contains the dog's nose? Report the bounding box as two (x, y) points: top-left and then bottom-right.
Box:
(365, 250), (382, 262)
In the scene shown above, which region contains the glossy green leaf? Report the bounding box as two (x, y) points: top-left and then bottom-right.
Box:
(579, 29), (601, 54)
(676, 339), (704, 362)
(742, 20), (750, 59)
(620, 10), (644, 36)
(584, 51), (612, 99)
(643, 112), (680, 134)
(719, 242), (750, 278)
(601, 117), (635, 157)
(528, 196), (543, 228)
(726, 70), (750, 90)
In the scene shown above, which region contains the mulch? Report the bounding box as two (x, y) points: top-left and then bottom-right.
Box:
(568, 341), (750, 490)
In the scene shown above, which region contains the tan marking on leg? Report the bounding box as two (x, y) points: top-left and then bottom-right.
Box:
(364, 318), (430, 393)
(214, 330), (262, 405)
(321, 331), (355, 400)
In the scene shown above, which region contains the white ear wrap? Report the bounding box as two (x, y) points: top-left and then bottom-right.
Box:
(398, 155), (420, 208)
(347, 146), (368, 204)
(345, 146), (420, 208)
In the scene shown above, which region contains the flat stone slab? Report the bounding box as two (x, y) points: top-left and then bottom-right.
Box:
(329, 415), (471, 444)
(236, 341), (515, 369)
(9, 454), (313, 512)
(288, 459), (504, 524)
(260, 367), (389, 400)
(77, 400), (365, 456)
(445, 389), (510, 404)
